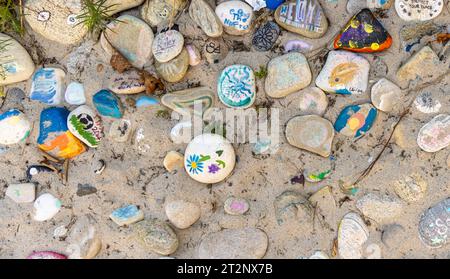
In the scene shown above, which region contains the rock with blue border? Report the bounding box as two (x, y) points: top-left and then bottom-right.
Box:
(218, 65), (256, 109)
(334, 103), (377, 138)
(0, 109), (31, 145)
(93, 90), (123, 119)
(30, 67), (66, 105)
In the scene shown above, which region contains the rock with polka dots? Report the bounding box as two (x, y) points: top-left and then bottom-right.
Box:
(395, 0), (444, 21)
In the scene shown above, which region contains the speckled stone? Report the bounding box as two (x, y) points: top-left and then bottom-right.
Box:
(393, 174), (427, 202)
(356, 193), (404, 223)
(134, 219), (179, 255)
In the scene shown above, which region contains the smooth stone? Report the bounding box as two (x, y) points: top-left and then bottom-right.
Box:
(334, 104), (378, 138)
(93, 90), (123, 119)
(371, 78), (402, 113)
(417, 114), (450, 153)
(155, 48), (189, 83)
(108, 70), (145, 95)
(30, 68), (65, 105)
(189, 0), (223, 37)
(134, 219), (179, 255)
(170, 121), (193, 144)
(152, 30), (184, 63)
(27, 251), (67, 259)
(76, 183), (98, 197)
(418, 198), (449, 248)
(393, 173), (427, 202)
(141, 0), (186, 27)
(381, 224), (405, 248)
(316, 50), (370, 95)
(308, 186), (337, 227)
(185, 133), (236, 184)
(395, 0), (443, 21)
(275, 0), (328, 38)
(110, 205), (145, 226)
(224, 197), (249, 215)
(338, 212), (369, 259)
(198, 228), (268, 259)
(286, 115), (334, 157)
(346, 0), (366, 14)
(252, 21), (280, 51)
(356, 193), (404, 223)
(283, 39), (312, 53)
(109, 119), (133, 143)
(274, 191), (311, 225)
(218, 65), (256, 108)
(393, 118), (421, 149)
(165, 200), (201, 229)
(37, 107), (86, 159)
(136, 96), (160, 107)
(54, 225), (68, 238)
(33, 193), (62, 222)
(265, 52), (312, 98)
(162, 87), (214, 116)
(298, 87), (328, 116)
(266, 0), (285, 10)
(66, 214), (102, 259)
(0, 109), (31, 145)
(164, 151), (184, 172)
(252, 138), (272, 155)
(368, 0), (394, 9)
(203, 38), (229, 64)
(215, 1), (254, 35)
(6, 183), (35, 203)
(0, 33), (35, 85)
(68, 105), (104, 148)
(186, 44), (201, 66)
(308, 251), (330, 259)
(414, 91), (441, 114)
(65, 82), (86, 105)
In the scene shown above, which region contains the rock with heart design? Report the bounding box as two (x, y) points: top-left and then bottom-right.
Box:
(218, 65), (256, 108)
(93, 90), (123, 119)
(152, 30), (184, 63)
(334, 104), (378, 138)
(0, 33), (35, 86)
(155, 48), (189, 83)
(215, 1), (254, 35)
(68, 105), (104, 148)
(30, 68), (66, 105)
(189, 0), (223, 37)
(141, 0), (186, 27)
(395, 0), (444, 21)
(0, 109), (31, 145)
(417, 114), (450, 153)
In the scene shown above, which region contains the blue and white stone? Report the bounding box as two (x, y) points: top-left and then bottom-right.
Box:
(152, 30), (184, 63)
(136, 96), (159, 107)
(65, 82), (86, 105)
(0, 109), (31, 145)
(93, 90), (123, 119)
(30, 68), (66, 105)
(218, 65), (256, 108)
(0, 33), (35, 86)
(395, 0), (443, 21)
(110, 205), (144, 226)
(215, 1), (254, 35)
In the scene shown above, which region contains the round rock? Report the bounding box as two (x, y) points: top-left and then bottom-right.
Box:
(252, 21), (280, 51)
(155, 48), (189, 83)
(417, 114), (450, 153)
(218, 65), (256, 108)
(224, 197), (250, 215)
(418, 198), (449, 248)
(189, 0), (223, 37)
(68, 105), (104, 148)
(338, 212), (369, 259)
(371, 78), (402, 113)
(134, 219), (179, 255)
(334, 103), (378, 138)
(0, 33), (35, 86)
(0, 109), (31, 145)
(356, 193), (404, 223)
(152, 30), (184, 63)
(141, 0), (186, 27)
(33, 193), (62, 222)
(163, 151), (184, 172)
(65, 82), (86, 105)
(215, 1), (253, 35)
(298, 87), (328, 116)
(203, 38), (229, 64)
(393, 174), (428, 202)
(395, 0), (443, 21)
(108, 70), (145, 95)
(165, 200), (201, 229)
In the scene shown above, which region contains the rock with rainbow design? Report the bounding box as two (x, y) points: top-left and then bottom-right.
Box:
(334, 104), (378, 138)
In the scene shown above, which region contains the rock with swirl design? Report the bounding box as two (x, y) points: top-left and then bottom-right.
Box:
(217, 65), (256, 109)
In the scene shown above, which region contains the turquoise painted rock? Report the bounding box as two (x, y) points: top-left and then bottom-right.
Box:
(30, 68), (66, 105)
(218, 65), (256, 108)
(136, 96), (159, 108)
(67, 105), (104, 148)
(334, 104), (377, 138)
(0, 109), (31, 145)
(93, 90), (123, 119)
(110, 205), (144, 226)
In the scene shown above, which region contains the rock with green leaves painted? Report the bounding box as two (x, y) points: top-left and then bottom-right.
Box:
(67, 105), (104, 148)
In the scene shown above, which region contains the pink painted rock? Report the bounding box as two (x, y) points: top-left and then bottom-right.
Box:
(224, 197), (250, 215)
(417, 114), (450, 153)
(27, 251), (67, 259)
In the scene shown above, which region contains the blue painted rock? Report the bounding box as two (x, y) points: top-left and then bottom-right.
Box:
(0, 109), (31, 145)
(266, 0), (285, 10)
(68, 105), (104, 148)
(136, 96), (159, 107)
(65, 82), (86, 105)
(108, 70), (145, 95)
(215, 1), (254, 35)
(218, 65), (256, 108)
(252, 21), (280, 51)
(0, 33), (35, 86)
(37, 107), (86, 159)
(417, 114), (450, 153)
(30, 68), (66, 105)
(110, 205), (144, 226)
(93, 90), (123, 119)
(418, 198), (449, 248)
(152, 30), (184, 63)
(334, 103), (377, 138)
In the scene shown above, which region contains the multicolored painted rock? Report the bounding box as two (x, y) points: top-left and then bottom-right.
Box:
(215, 1), (254, 35)
(189, 0), (223, 37)
(110, 205), (144, 226)
(65, 82), (86, 105)
(395, 0), (444, 21)
(0, 33), (35, 86)
(162, 87), (214, 116)
(334, 104), (377, 138)
(30, 68), (66, 105)
(334, 9), (392, 53)
(33, 193), (62, 222)
(152, 30), (184, 63)
(155, 48), (189, 83)
(417, 114), (450, 153)
(93, 90), (123, 119)
(418, 198), (449, 248)
(218, 65), (256, 108)
(184, 133), (236, 184)
(0, 109), (31, 145)
(27, 251), (67, 259)
(252, 21), (280, 51)
(108, 70), (145, 95)
(38, 107), (86, 159)
(68, 105), (104, 148)
(338, 212), (369, 259)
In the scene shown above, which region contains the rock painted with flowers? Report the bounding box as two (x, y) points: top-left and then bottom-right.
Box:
(0, 109), (31, 145)
(68, 105), (104, 148)
(417, 114), (450, 153)
(0, 33), (35, 86)
(218, 65), (256, 108)
(30, 68), (66, 105)
(184, 133), (236, 184)
(334, 104), (378, 138)
(252, 21), (280, 51)
(215, 1), (254, 35)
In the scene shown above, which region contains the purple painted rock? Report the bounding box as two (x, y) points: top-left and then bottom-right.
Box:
(224, 197), (250, 215)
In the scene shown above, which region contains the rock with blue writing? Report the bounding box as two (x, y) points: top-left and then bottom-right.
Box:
(417, 114), (450, 153)
(189, 0), (223, 37)
(6, 183), (35, 203)
(33, 193), (62, 222)
(395, 0), (443, 22)
(30, 68), (66, 105)
(218, 65), (256, 108)
(0, 33), (35, 86)
(136, 96), (160, 107)
(316, 51), (370, 95)
(108, 70), (145, 95)
(110, 205), (144, 226)
(334, 104), (378, 138)
(68, 105), (104, 148)
(252, 21), (280, 51)
(93, 90), (123, 119)
(152, 30), (184, 63)
(141, 0), (186, 27)
(155, 48), (189, 83)
(275, 0), (328, 38)
(134, 219), (179, 255)
(266, 0), (285, 10)
(0, 109), (31, 145)
(65, 82), (86, 105)
(418, 198), (449, 248)
(215, 1), (254, 36)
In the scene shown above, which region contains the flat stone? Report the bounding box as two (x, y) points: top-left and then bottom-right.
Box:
(110, 205), (145, 226)
(108, 70), (145, 95)
(274, 191), (312, 225)
(93, 90), (123, 119)
(395, 0), (444, 21)
(316, 50), (370, 95)
(189, 0), (223, 37)
(308, 186), (337, 227)
(338, 212), (369, 259)
(141, 0), (186, 27)
(109, 119), (133, 143)
(298, 87), (328, 116)
(371, 78), (402, 113)
(334, 103), (378, 138)
(155, 48), (189, 83)
(162, 87), (214, 116)
(286, 115), (334, 157)
(367, 0), (394, 9)
(224, 197), (250, 215)
(393, 173), (427, 202)
(414, 91), (441, 114)
(33, 193), (62, 222)
(265, 52), (312, 98)
(186, 44), (201, 66)
(76, 184), (98, 197)
(356, 193), (404, 223)
(30, 68), (66, 105)
(6, 183), (35, 203)
(0, 33), (35, 86)
(252, 21), (280, 51)
(283, 39), (312, 53)
(66, 214), (102, 259)
(215, 1), (254, 35)
(198, 228), (268, 259)
(65, 82), (86, 105)
(68, 105), (104, 148)
(0, 109), (31, 145)
(165, 200), (201, 229)
(218, 65), (256, 108)
(417, 114), (450, 153)
(134, 219), (179, 255)
(393, 118), (420, 149)
(27, 251), (67, 259)
(346, 0), (367, 14)
(152, 30), (184, 63)
(136, 96), (159, 108)
(381, 224), (405, 248)
(163, 151), (184, 172)
(203, 38), (229, 64)
(418, 198), (449, 248)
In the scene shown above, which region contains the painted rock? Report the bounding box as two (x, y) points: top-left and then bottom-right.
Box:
(417, 114), (450, 153)
(93, 90), (123, 119)
(298, 87), (328, 116)
(66, 214), (102, 259)
(141, 0), (186, 27)
(274, 0), (328, 38)
(265, 52), (312, 98)
(418, 198), (449, 248)
(274, 191), (311, 225)
(186, 44), (201, 66)
(338, 212), (369, 259)
(203, 38), (229, 64)
(394, 174), (427, 202)
(414, 92), (441, 114)
(108, 70), (145, 95)
(286, 115), (334, 157)
(224, 197), (250, 215)
(184, 133), (236, 184)
(155, 48), (189, 83)
(65, 82), (86, 105)
(101, 15), (154, 68)
(68, 105), (104, 148)
(134, 219), (179, 255)
(395, 0), (444, 21)
(6, 183), (35, 203)
(136, 96), (159, 107)
(27, 165), (55, 180)
(334, 9), (392, 53)
(33, 193), (62, 222)
(215, 1), (254, 35)
(27, 251), (67, 259)
(283, 39), (312, 53)
(30, 68), (66, 105)
(304, 169), (332, 182)
(162, 87), (214, 116)
(334, 104), (377, 138)
(189, 0), (223, 37)
(252, 21), (280, 51)
(109, 119), (133, 143)
(371, 78), (402, 112)
(0, 109), (31, 145)
(316, 50), (370, 95)
(163, 151), (184, 172)
(110, 205), (145, 226)
(0, 33), (35, 86)
(266, 0), (285, 10)
(218, 65), (256, 108)
(199, 228), (268, 259)
(356, 193), (404, 223)
(367, 0), (394, 9)
(152, 30), (184, 63)
(37, 107), (86, 159)
(165, 200), (201, 229)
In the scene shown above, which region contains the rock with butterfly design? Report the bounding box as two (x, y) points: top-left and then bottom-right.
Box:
(215, 1), (254, 35)
(218, 65), (256, 109)
(67, 105), (104, 148)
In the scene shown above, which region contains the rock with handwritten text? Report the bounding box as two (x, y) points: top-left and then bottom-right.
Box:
(215, 1), (254, 35)
(203, 38), (229, 64)
(395, 0), (444, 21)
(152, 30), (184, 63)
(108, 70), (145, 95)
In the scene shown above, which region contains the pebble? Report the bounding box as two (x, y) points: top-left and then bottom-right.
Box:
(447, 153), (450, 168)
(68, 105), (104, 148)
(316, 50), (370, 95)
(414, 91), (441, 114)
(189, 0), (223, 37)
(30, 68), (66, 105)
(198, 228), (268, 259)
(33, 193), (62, 222)
(108, 70), (145, 95)
(134, 219), (179, 255)
(170, 121), (193, 144)
(6, 183), (35, 203)
(163, 151), (184, 172)
(152, 30), (184, 63)
(368, 0), (394, 9)
(371, 78), (402, 113)
(0, 33), (35, 86)
(165, 200), (201, 229)
(218, 65), (256, 108)
(186, 44), (201, 66)
(393, 174), (427, 202)
(418, 198), (449, 248)
(334, 103), (377, 138)
(308, 186), (337, 226)
(110, 205), (145, 226)
(265, 52), (312, 98)
(215, 1), (254, 35)
(283, 40), (313, 53)
(155, 48), (189, 83)
(27, 165), (55, 180)
(381, 224), (405, 248)
(308, 251), (330, 259)
(66, 214), (102, 259)
(298, 87), (328, 116)
(203, 38), (229, 64)
(286, 115), (334, 157)
(162, 87), (214, 116)
(65, 82), (86, 105)
(417, 114), (450, 153)
(338, 212), (369, 259)
(224, 197), (250, 215)
(356, 193), (404, 223)
(76, 183), (98, 197)
(93, 90), (123, 119)
(274, 191), (311, 225)
(395, 0), (443, 21)
(109, 119), (133, 143)
(0, 109), (31, 145)
(252, 21), (280, 51)
(53, 225), (68, 238)
(252, 138), (273, 155)
(27, 251), (67, 259)
(136, 96), (159, 107)
(141, 0), (186, 27)
(346, 0), (367, 14)
(184, 133), (236, 184)
(393, 118), (421, 149)
(274, 0), (328, 38)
